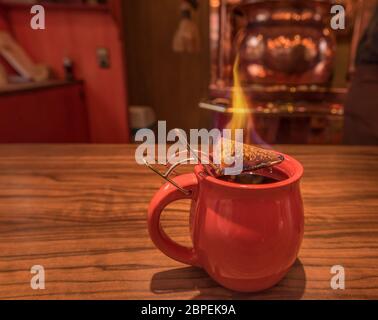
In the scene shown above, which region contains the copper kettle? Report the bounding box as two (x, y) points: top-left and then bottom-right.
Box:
(235, 0), (336, 85)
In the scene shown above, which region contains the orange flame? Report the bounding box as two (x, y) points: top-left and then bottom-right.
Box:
(227, 55), (253, 143)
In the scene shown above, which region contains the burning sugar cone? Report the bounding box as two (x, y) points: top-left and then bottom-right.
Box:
(212, 138), (284, 176)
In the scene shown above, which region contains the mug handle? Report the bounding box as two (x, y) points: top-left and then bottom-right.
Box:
(148, 173), (199, 267)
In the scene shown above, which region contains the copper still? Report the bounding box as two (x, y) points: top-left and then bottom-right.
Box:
(201, 0), (346, 144)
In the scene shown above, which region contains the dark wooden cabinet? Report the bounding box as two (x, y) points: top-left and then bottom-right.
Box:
(0, 81), (90, 143)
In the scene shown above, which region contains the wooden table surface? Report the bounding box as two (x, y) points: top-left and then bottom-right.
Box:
(0, 144), (377, 300)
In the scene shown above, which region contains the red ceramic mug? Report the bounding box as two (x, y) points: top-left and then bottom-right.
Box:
(148, 153), (304, 292)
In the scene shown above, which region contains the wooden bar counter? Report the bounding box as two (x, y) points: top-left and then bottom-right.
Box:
(0, 145), (377, 299)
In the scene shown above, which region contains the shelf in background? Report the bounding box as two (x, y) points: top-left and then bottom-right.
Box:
(0, 79), (84, 96)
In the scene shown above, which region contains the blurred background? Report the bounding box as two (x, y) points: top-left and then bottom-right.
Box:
(0, 0), (377, 145)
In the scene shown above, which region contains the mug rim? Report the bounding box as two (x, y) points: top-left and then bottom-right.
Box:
(195, 152), (304, 190)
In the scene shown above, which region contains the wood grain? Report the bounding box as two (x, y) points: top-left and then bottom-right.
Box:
(0, 144), (377, 300)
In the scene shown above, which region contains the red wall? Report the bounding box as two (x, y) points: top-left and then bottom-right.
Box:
(1, 6), (129, 143)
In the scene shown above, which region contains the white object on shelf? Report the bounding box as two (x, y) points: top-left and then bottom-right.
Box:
(129, 105), (156, 130)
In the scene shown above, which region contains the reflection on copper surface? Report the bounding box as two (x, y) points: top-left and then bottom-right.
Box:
(247, 64), (267, 78)
(210, 0), (336, 86)
(240, 29), (330, 81)
(210, 0), (221, 8)
(238, 1), (335, 85)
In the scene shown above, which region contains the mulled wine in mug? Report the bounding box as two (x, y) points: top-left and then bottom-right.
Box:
(148, 153), (304, 292)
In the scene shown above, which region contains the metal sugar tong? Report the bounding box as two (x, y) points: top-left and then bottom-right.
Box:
(144, 131), (284, 195)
